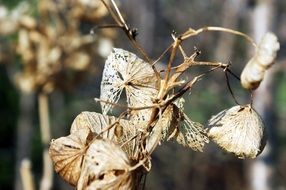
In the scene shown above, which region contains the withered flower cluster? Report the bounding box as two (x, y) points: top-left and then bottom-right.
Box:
(49, 40), (279, 189)
(48, 1), (280, 189)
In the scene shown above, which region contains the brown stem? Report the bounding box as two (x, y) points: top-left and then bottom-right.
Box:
(180, 26), (257, 48)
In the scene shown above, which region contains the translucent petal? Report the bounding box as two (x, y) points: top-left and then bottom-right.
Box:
(100, 48), (158, 121)
(207, 105), (266, 159)
(175, 112), (209, 152)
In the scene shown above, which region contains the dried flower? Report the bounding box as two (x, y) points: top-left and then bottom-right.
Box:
(207, 104), (266, 159)
(77, 139), (132, 190)
(100, 48), (158, 122)
(49, 124), (92, 185)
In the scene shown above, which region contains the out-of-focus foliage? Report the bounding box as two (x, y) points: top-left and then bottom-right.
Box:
(0, 0), (114, 94)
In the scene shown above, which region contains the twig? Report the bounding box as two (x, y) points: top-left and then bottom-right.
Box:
(224, 71), (240, 105)
(94, 98), (159, 111)
(166, 65), (223, 105)
(180, 26), (257, 48)
(99, 0), (151, 63)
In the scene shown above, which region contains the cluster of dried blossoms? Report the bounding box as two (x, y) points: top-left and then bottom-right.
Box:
(49, 1), (280, 189)
(0, 0), (112, 93)
(49, 43), (279, 189)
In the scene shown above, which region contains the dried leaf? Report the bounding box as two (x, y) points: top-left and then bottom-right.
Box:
(207, 105), (266, 159)
(100, 48), (158, 121)
(77, 139), (132, 190)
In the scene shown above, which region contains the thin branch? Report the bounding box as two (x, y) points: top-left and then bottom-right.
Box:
(224, 71), (240, 105)
(100, 0), (122, 25)
(90, 24), (123, 34)
(110, 0), (129, 29)
(166, 66), (223, 105)
(94, 98), (159, 111)
(180, 26), (257, 48)
(152, 43), (173, 66)
(164, 36), (181, 84)
(99, 0), (160, 78)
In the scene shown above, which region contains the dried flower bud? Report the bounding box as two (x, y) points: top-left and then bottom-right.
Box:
(256, 33), (280, 67)
(77, 139), (132, 190)
(207, 105), (266, 159)
(241, 32), (280, 90)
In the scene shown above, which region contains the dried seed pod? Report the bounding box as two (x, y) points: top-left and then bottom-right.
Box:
(100, 48), (158, 122)
(77, 139), (132, 190)
(49, 126), (92, 186)
(241, 32), (279, 90)
(207, 105), (266, 159)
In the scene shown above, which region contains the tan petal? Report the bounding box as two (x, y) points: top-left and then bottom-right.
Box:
(70, 112), (140, 160)
(77, 139), (132, 190)
(176, 112), (209, 152)
(100, 48), (158, 122)
(49, 126), (91, 186)
(155, 104), (209, 152)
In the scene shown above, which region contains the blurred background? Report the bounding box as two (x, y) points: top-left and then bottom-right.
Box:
(0, 0), (285, 189)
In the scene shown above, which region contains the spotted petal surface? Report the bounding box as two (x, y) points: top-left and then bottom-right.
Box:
(100, 48), (158, 121)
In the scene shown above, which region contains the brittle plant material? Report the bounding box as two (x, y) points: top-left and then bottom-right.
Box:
(174, 112), (209, 152)
(100, 48), (159, 122)
(207, 104), (266, 159)
(158, 104), (209, 152)
(77, 139), (132, 190)
(99, 48), (209, 152)
(70, 111), (139, 159)
(49, 113), (133, 187)
(240, 32), (280, 90)
(49, 123), (92, 186)
(70, 110), (181, 159)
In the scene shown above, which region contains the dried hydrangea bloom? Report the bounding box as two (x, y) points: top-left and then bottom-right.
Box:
(100, 48), (158, 122)
(77, 139), (132, 190)
(241, 32), (279, 90)
(49, 115), (133, 188)
(207, 104), (266, 159)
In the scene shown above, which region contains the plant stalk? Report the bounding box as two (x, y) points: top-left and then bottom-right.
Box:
(38, 92), (53, 190)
